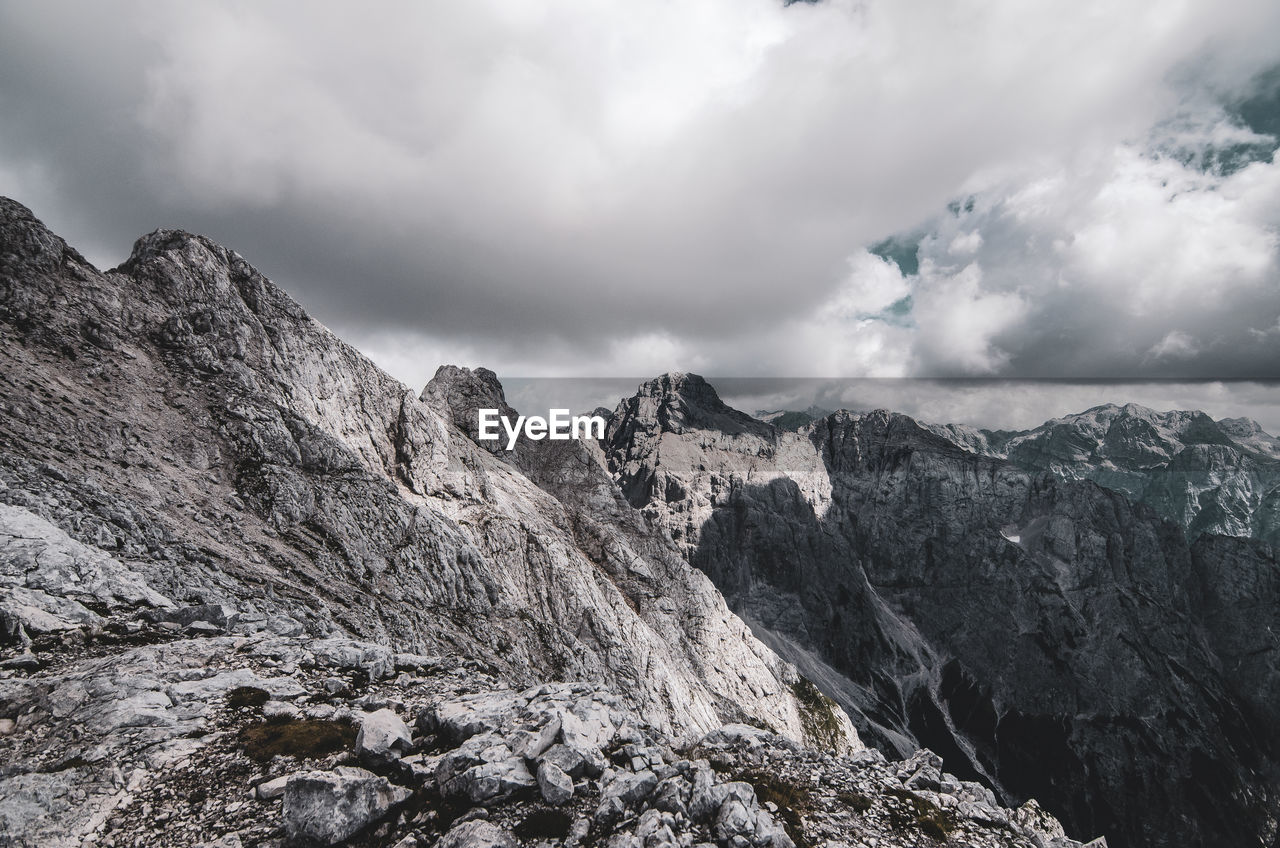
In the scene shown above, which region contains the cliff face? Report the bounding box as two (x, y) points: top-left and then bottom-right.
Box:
(0, 199), (868, 845)
(604, 375), (1280, 848)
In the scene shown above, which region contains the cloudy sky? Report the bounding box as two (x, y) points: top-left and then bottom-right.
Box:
(2, 1), (1279, 428)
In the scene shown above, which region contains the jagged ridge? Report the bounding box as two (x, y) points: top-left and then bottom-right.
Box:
(0, 198), (864, 846)
(604, 374), (1280, 848)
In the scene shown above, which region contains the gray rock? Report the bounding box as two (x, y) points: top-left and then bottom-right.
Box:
(688, 765), (728, 822)
(435, 737), (537, 804)
(539, 743), (588, 778)
(165, 669), (304, 705)
(355, 708), (413, 764)
(512, 714), (561, 761)
(255, 775), (290, 801)
(282, 766), (411, 846)
(0, 504), (174, 612)
(162, 603), (238, 630)
(700, 724), (792, 752)
(650, 774), (692, 816)
(0, 653), (41, 671)
(0, 587), (102, 644)
(458, 760), (536, 804)
(636, 808), (682, 848)
(602, 769), (659, 807)
(436, 819), (517, 848)
(322, 677), (351, 696)
(263, 701), (301, 722)
(537, 760), (574, 805)
(425, 693), (515, 745)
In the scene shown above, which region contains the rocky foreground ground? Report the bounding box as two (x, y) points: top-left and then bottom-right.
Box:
(0, 596), (1102, 848)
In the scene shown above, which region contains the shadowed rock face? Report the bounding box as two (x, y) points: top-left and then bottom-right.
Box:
(604, 375), (1280, 848)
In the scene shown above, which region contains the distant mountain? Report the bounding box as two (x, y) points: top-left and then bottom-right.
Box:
(605, 375), (1280, 848)
(918, 403), (1280, 545)
(762, 399), (1280, 544)
(755, 407), (833, 432)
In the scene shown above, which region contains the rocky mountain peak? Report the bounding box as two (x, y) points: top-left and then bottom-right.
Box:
(118, 227), (219, 269)
(421, 364), (512, 439)
(621, 373), (774, 439)
(114, 225), (313, 329)
(0, 198), (83, 276)
(1118, 401), (1156, 418)
(1219, 416), (1265, 437)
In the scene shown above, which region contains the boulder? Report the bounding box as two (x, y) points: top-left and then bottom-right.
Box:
(435, 737), (537, 805)
(356, 708), (413, 765)
(437, 819), (517, 848)
(255, 775), (290, 801)
(537, 761), (574, 806)
(601, 769), (659, 807)
(282, 766), (411, 846)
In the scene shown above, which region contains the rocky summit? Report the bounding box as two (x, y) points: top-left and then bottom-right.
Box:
(0, 197), (1104, 848)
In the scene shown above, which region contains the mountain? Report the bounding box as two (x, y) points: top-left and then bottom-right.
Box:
(2, 198), (993, 848)
(755, 408), (832, 432)
(916, 403), (1280, 545)
(604, 375), (1280, 848)
(0, 199), (1104, 848)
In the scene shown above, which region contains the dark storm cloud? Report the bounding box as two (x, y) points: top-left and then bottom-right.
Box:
(2, 0), (1279, 391)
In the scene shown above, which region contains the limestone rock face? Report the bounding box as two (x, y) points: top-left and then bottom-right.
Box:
(604, 375), (1280, 848)
(0, 198), (860, 846)
(0, 197), (852, 747)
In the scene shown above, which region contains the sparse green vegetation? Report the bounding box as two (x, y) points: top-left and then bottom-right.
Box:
(738, 769), (813, 848)
(791, 678), (844, 751)
(885, 785), (958, 841)
(837, 790), (873, 813)
(238, 718), (355, 762)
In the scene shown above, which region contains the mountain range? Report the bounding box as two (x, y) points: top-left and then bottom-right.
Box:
(1, 197), (1276, 848)
(917, 403), (1280, 545)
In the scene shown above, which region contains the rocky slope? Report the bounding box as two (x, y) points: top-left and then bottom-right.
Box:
(0, 198), (888, 846)
(918, 404), (1280, 545)
(604, 375), (1280, 848)
(0, 621), (1097, 848)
